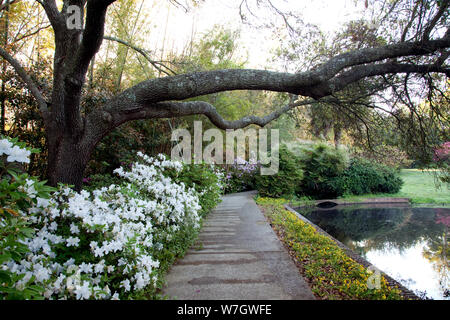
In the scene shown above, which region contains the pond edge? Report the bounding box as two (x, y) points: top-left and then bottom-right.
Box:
(284, 204), (422, 300)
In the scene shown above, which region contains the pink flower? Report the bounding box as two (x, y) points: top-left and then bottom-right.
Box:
(433, 142), (450, 162)
(436, 212), (450, 227)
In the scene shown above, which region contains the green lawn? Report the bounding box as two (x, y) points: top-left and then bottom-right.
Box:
(339, 169), (450, 206)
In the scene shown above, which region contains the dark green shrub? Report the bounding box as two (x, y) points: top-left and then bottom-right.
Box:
(297, 143), (349, 198)
(255, 145), (303, 198)
(82, 173), (122, 191)
(329, 158), (404, 196)
(375, 164), (404, 193)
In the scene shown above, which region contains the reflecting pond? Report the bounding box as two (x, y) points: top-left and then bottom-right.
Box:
(296, 205), (450, 300)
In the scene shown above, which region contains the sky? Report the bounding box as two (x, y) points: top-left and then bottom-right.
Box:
(143, 0), (368, 68)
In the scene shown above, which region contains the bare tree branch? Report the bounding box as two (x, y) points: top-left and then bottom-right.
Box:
(401, 0), (420, 42)
(12, 24), (51, 43)
(37, 0), (65, 35)
(316, 62), (449, 97)
(149, 99), (313, 130)
(422, 0), (450, 41)
(0, 46), (48, 113)
(0, 0), (21, 11)
(85, 96), (314, 147)
(103, 36), (176, 76)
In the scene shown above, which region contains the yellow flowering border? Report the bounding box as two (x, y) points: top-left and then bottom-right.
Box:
(256, 197), (404, 300)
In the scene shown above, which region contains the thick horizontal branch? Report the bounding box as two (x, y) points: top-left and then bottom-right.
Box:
(300, 37), (450, 85)
(83, 96), (313, 148)
(314, 62), (450, 97)
(81, 33), (450, 149)
(132, 99), (312, 130)
(102, 37), (450, 113)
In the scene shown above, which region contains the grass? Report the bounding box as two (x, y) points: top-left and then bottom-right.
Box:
(339, 169), (450, 206)
(255, 197), (404, 300)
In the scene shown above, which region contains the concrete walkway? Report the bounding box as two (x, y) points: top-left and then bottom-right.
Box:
(162, 191), (315, 300)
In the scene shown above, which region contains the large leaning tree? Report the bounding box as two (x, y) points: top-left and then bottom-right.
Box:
(0, 0), (449, 189)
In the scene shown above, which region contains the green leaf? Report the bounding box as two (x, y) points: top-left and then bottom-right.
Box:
(0, 269), (11, 282)
(0, 253), (12, 264)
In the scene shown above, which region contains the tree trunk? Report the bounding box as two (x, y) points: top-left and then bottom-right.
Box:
(0, 0), (10, 134)
(334, 124), (342, 148)
(46, 130), (92, 190)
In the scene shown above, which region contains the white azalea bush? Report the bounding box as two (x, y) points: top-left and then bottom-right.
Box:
(1, 140), (222, 300)
(0, 137), (32, 164)
(0, 137), (53, 299)
(166, 161), (225, 217)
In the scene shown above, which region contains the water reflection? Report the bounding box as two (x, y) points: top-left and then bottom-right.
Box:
(298, 206), (450, 300)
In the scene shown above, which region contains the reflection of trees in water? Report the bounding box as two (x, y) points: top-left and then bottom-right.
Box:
(304, 206), (450, 298)
(423, 213), (449, 298)
(304, 207), (407, 248)
(305, 207), (449, 252)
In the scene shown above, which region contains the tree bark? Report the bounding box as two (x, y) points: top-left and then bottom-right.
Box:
(46, 128), (93, 189)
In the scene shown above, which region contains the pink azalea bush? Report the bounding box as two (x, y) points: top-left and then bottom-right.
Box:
(433, 142), (450, 162)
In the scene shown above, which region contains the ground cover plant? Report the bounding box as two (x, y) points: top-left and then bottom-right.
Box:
(255, 197), (404, 300)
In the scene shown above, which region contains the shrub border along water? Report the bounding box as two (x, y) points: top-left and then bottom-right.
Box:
(255, 197), (411, 300)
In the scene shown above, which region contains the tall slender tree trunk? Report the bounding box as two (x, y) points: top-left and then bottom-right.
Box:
(334, 124), (342, 148)
(0, 0), (10, 134)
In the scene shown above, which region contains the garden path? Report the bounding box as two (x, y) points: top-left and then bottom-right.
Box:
(162, 191), (315, 300)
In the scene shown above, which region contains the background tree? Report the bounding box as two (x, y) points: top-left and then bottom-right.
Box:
(0, 0), (448, 189)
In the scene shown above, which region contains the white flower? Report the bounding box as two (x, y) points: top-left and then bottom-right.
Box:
(70, 223), (80, 234)
(94, 261), (105, 274)
(79, 262), (93, 274)
(93, 246), (104, 257)
(66, 237), (80, 247)
(6, 145), (31, 163)
(111, 292), (120, 300)
(0, 138), (13, 155)
(36, 197), (50, 208)
(34, 265), (50, 282)
(134, 273), (148, 290)
(24, 179), (37, 198)
(6, 150), (208, 300)
(64, 258), (76, 267)
(48, 221), (58, 232)
(120, 279), (131, 292)
(75, 281), (91, 300)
